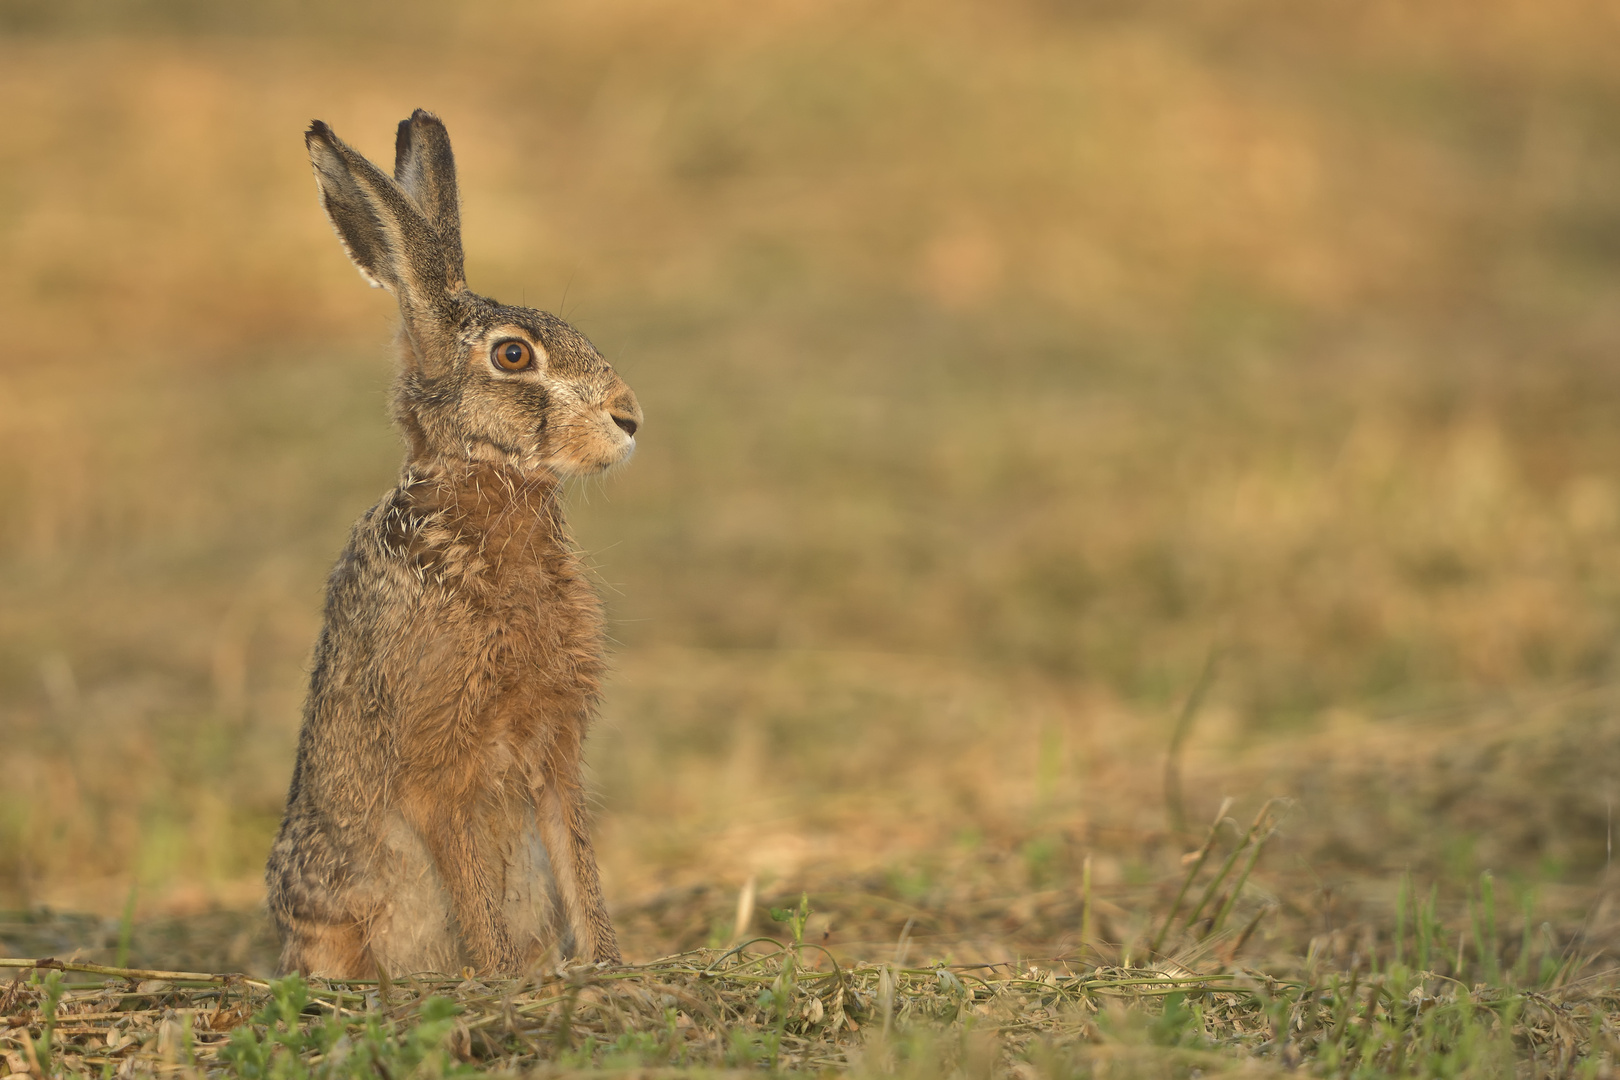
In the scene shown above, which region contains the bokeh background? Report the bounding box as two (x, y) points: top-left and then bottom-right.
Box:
(5, 0), (1620, 970)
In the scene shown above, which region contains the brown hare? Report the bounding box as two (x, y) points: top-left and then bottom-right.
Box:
(265, 110), (640, 977)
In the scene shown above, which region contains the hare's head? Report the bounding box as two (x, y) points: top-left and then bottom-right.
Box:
(306, 110), (641, 476)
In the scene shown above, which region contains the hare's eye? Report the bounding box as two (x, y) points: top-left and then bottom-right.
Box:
(492, 340), (534, 372)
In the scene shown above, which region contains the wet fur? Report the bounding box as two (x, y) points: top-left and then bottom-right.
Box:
(265, 111), (638, 977)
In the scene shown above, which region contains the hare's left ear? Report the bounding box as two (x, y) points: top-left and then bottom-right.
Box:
(306, 119), (450, 309)
(394, 109), (466, 292)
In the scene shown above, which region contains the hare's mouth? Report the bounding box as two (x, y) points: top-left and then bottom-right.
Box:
(540, 433), (636, 477)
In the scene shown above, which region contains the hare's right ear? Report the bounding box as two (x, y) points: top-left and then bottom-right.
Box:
(305, 120), (451, 310)
(394, 109), (466, 292)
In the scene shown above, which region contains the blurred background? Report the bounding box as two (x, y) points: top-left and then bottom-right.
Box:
(4, 0), (1620, 971)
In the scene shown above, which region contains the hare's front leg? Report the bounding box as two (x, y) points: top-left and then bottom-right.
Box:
(537, 770), (622, 964)
(404, 801), (522, 973)
(266, 814), (376, 978)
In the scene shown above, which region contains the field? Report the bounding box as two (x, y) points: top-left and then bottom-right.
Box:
(5, 0), (1620, 1074)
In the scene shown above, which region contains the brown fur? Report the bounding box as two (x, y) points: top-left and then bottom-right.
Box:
(265, 110), (640, 977)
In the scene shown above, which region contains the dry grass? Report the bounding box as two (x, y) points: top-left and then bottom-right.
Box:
(7, 824), (1620, 1077)
(11, 950), (1611, 1078)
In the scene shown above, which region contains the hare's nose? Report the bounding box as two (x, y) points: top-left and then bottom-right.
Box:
(606, 381), (642, 438)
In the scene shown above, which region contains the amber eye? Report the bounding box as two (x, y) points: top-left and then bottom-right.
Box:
(492, 339), (534, 372)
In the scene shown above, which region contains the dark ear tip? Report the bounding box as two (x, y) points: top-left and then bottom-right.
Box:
(395, 117), (413, 165)
(394, 111), (444, 167)
(306, 119), (334, 146)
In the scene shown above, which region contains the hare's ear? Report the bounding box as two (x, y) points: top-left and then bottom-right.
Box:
(305, 120), (449, 309)
(394, 109), (466, 291)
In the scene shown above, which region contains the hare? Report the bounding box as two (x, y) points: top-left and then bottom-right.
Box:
(265, 110), (640, 977)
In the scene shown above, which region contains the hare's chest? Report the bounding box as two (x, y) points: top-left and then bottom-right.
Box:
(405, 558), (601, 696)
(382, 578), (601, 774)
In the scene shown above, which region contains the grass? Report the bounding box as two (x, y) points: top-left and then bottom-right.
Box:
(5, 0), (1620, 1074)
(4, 955), (1586, 1078)
(5, 833), (1620, 1077)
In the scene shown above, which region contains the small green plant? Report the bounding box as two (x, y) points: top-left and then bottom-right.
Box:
(769, 892), (813, 949)
(761, 892), (820, 1068)
(28, 968), (65, 1076)
(114, 884), (137, 970)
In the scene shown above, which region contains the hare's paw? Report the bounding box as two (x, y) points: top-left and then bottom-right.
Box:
(275, 916), (373, 979)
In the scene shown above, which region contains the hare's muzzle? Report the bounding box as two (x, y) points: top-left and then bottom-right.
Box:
(606, 383), (642, 443)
